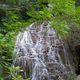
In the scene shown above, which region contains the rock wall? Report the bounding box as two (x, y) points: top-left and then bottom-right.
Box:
(66, 25), (80, 75)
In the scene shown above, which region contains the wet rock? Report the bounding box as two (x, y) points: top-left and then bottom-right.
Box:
(13, 22), (71, 80)
(76, 75), (80, 80)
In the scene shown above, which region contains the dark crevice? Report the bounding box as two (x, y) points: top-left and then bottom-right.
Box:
(75, 45), (80, 75)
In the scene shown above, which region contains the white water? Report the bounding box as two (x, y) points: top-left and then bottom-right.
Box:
(13, 22), (70, 80)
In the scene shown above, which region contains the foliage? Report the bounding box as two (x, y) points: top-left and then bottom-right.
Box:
(0, 32), (15, 78)
(9, 66), (31, 80)
(0, 0), (80, 79)
(68, 72), (76, 80)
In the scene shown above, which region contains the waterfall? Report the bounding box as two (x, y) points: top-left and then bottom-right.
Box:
(13, 22), (70, 80)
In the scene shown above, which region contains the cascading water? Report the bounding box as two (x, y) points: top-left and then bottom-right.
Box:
(13, 22), (71, 80)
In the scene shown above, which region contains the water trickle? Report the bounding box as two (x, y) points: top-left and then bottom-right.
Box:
(13, 22), (70, 80)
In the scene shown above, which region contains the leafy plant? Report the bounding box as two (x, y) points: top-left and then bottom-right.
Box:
(68, 72), (76, 80)
(9, 65), (31, 80)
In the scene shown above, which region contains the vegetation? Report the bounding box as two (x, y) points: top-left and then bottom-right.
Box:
(0, 0), (80, 79)
(9, 66), (31, 80)
(68, 72), (76, 80)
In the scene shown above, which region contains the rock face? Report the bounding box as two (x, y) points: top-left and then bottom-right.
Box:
(13, 22), (71, 80)
(76, 75), (80, 80)
(66, 25), (80, 75)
